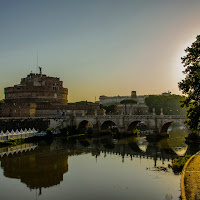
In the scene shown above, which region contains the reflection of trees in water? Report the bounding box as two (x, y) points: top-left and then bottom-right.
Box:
(1, 133), (196, 195)
(78, 136), (184, 163)
(186, 143), (200, 155)
(167, 126), (188, 156)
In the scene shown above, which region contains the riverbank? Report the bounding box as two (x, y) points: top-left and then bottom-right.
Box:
(181, 152), (200, 200)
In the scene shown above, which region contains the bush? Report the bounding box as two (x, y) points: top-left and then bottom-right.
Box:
(133, 129), (140, 135)
(60, 125), (80, 136)
(171, 155), (191, 173)
(45, 128), (54, 139)
(187, 132), (200, 141)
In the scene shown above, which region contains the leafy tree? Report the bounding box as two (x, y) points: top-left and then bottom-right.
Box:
(68, 101), (92, 105)
(145, 95), (186, 115)
(120, 99), (137, 115)
(100, 104), (118, 114)
(178, 35), (200, 132)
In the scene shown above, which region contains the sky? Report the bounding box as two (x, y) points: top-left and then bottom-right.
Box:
(0, 0), (200, 102)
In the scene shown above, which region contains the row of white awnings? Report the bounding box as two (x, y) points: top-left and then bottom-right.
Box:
(0, 143), (37, 157)
(0, 128), (38, 142)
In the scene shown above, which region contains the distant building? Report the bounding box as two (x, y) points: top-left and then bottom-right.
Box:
(162, 91), (171, 96)
(1, 70), (68, 117)
(97, 91), (149, 115)
(65, 103), (102, 116)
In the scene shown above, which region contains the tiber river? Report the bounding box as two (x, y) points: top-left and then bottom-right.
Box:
(0, 123), (199, 200)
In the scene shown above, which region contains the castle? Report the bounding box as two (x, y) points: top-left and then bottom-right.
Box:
(0, 69), (68, 117)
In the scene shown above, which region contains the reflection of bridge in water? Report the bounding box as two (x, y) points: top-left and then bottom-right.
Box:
(0, 136), (193, 195)
(82, 140), (178, 164)
(52, 137), (189, 165)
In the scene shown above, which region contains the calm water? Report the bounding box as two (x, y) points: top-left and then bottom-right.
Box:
(0, 125), (198, 200)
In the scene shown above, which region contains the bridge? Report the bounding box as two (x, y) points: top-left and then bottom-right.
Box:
(0, 114), (187, 135)
(71, 114), (187, 135)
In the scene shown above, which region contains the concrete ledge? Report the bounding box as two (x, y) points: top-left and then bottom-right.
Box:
(181, 152), (199, 200)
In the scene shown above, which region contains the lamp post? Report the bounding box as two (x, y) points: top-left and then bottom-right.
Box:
(197, 119), (200, 136)
(19, 106), (21, 117)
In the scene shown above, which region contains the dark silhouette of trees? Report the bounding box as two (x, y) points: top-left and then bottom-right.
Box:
(145, 95), (187, 115)
(178, 35), (200, 132)
(100, 104), (118, 114)
(120, 99), (137, 115)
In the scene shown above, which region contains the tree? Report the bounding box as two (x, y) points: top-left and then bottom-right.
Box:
(178, 35), (200, 132)
(145, 95), (187, 115)
(100, 104), (118, 114)
(120, 99), (137, 115)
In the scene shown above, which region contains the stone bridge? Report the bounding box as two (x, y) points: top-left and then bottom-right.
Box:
(0, 114), (187, 135)
(72, 115), (187, 134)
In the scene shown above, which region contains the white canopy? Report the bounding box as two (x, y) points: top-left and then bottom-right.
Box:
(5, 130), (10, 136)
(0, 130), (5, 136)
(20, 129), (24, 134)
(28, 128), (33, 133)
(32, 128), (37, 133)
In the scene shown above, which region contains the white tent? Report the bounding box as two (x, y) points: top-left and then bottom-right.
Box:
(10, 130), (15, 140)
(0, 130), (4, 136)
(32, 128), (37, 133)
(5, 130), (10, 136)
(12, 131), (19, 140)
(24, 128), (28, 138)
(0, 131), (5, 142)
(5, 130), (11, 141)
(27, 128), (33, 137)
(32, 128), (37, 137)
(20, 129), (25, 139)
(15, 129), (20, 139)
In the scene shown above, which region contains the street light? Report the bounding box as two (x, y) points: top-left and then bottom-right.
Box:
(197, 120), (200, 136)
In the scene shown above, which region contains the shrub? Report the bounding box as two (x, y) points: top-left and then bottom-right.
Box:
(171, 155), (191, 173)
(133, 129), (140, 135)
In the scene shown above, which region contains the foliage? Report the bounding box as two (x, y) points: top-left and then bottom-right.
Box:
(132, 128), (140, 135)
(0, 138), (25, 147)
(186, 132), (200, 141)
(178, 35), (200, 132)
(68, 101), (92, 105)
(100, 104), (118, 114)
(171, 155), (191, 173)
(45, 128), (54, 138)
(60, 125), (80, 136)
(145, 95), (187, 115)
(120, 99), (137, 105)
(120, 99), (137, 115)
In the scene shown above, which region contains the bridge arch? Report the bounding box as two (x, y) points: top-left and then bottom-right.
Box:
(127, 121), (149, 133)
(160, 121), (174, 134)
(160, 121), (188, 135)
(101, 120), (119, 132)
(78, 120), (93, 130)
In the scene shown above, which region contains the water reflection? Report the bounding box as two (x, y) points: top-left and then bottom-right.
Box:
(0, 145), (69, 194)
(166, 123), (188, 156)
(0, 126), (199, 199)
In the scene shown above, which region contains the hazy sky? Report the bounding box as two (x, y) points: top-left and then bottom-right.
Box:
(0, 0), (200, 102)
